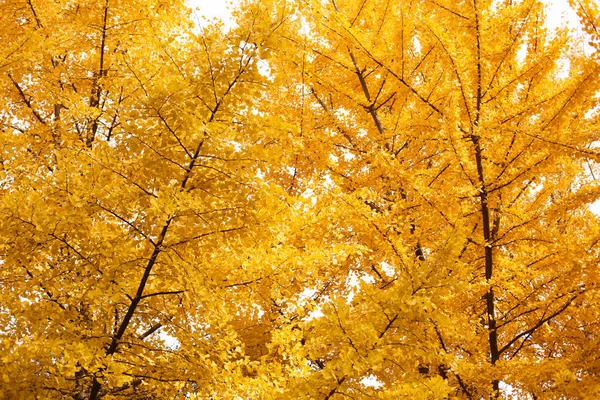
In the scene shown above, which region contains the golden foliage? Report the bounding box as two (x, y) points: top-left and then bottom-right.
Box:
(1, 0), (600, 398)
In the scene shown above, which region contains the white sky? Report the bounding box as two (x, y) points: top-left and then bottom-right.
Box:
(546, 0), (577, 25)
(187, 0), (229, 17)
(187, 0), (234, 28)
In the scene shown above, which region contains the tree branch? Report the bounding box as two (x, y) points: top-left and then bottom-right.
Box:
(8, 74), (46, 124)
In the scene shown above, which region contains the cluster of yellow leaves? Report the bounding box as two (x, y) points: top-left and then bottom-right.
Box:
(2, 0), (600, 399)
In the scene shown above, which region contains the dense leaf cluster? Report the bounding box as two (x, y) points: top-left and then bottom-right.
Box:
(1, 0), (600, 398)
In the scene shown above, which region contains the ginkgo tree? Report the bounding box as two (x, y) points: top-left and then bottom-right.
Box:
(253, 0), (600, 398)
(0, 0), (296, 398)
(2, 0), (600, 399)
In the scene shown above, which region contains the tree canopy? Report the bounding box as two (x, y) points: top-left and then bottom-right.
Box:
(2, 0), (600, 398)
